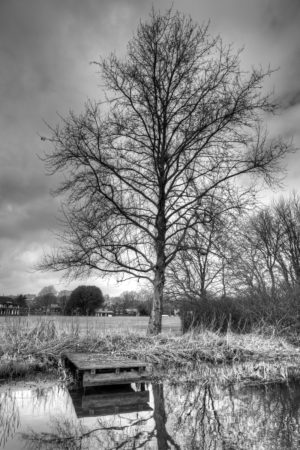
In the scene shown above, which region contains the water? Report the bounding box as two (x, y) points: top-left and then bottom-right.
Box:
(1, 380), (300, 449)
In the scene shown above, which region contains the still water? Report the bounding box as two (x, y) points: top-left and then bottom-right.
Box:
(1, 380), (300, 449)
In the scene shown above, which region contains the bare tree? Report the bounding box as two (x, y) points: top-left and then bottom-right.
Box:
(167, 188), (242, 302)
(250, 208), (285, 296)
(232, 195), (300, 299)
(275, 194), (300, 287)
(41, 9), (291, 334)
(231, 208), (284, 297)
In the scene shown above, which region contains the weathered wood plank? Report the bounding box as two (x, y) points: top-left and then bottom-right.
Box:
(83, 371), (149, 387)
(64, 352), (147, 371)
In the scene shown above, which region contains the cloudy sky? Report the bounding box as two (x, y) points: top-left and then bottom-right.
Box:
(0, 0), (299, 296)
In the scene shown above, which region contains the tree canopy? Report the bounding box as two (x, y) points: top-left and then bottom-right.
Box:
(34, 293), (56, 311)
(38, 285), (57, 297)
(41, 9), (292, 334)
(66, 285), (104, 315)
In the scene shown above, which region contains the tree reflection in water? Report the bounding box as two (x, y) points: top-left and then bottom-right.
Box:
(0, 389), (20, 448)
(164, 382), (300, 449)
(22, 415), (155, 449)
(21, 384), (176, 450)
(152, 384), (180, 450)
(0, 384), (69, 449)
(21, 382), (300, 449)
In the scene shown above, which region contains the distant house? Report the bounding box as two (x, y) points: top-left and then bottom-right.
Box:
(24, 294), (36, 313)
(94, 308), (114, 317)
(0, 297), (20, 316)
(125, 308), (139, 316)
(48, 304), (62, 315)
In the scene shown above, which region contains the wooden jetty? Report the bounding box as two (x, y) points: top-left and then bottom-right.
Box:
(63, 353), (150, 387)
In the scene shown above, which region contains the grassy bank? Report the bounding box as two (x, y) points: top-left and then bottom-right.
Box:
(1, 319), (300, 386)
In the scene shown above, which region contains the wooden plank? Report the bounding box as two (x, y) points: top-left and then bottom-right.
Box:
(83, 371), (149, 387)
(64, 352), (147, 371)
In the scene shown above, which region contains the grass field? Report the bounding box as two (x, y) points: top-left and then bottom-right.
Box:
(0, 314), (182, 337)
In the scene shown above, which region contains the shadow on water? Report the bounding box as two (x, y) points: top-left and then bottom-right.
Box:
(1, 380), (300, 449)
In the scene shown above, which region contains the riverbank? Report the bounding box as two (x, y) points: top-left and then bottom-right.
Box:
(1, 319), (300, 386)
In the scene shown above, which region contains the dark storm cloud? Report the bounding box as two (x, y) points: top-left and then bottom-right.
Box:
(0, 171), (47, 207)
(0, 197), (59, 240)
(263, 0), (300, 31)
(0, 0), (143, 117)
(283, 91), (300, 110)
(259, 0), (300, 110)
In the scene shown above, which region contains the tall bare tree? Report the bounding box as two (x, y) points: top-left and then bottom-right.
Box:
(41, 9), (291, 334)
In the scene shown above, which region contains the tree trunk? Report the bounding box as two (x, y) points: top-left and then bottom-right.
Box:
(147, 261), (165, 335)
(148, 205), (166, 335)
(147, 183), (167, 335)
(269, 267), (276, 298)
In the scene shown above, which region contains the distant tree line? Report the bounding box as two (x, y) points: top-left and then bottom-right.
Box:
(17, 285), (176, 317)
(26, 285), (104, 316)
